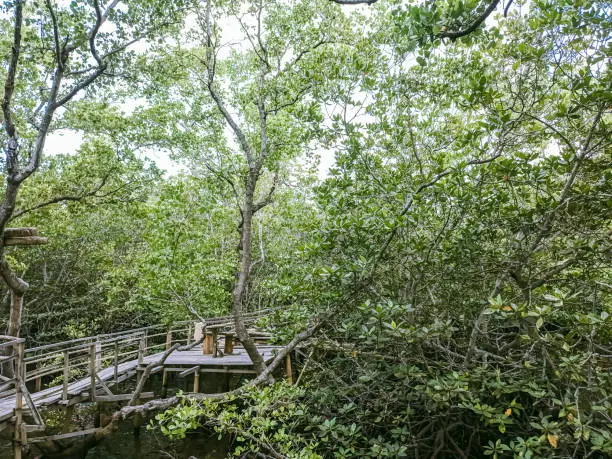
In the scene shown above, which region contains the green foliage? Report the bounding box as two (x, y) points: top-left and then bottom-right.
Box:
(2, 0), (610, 457)
(151, 385), (323, 457)
(152, 0), (610, 457)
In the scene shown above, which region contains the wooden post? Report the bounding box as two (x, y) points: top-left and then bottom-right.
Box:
(203, 333), (213, 355)
(62, 350), (69, 402)
(217, 367), (230, 393)
(285, 352), (293, 385)
(137, 334), (145, 386)
(193, 366), (200, 393)
(187, 324), (192, 346)
(94, 404), (101, 428)
(211, 328), (218, 358)
(35, 375), (41, 393)
(161, 369), (168, 398)
(89, 343), (96, 402)
(138, 334), (145, 364)
(95, 337), (102, 371)
(113, 340), (119, 388)
(14, 341), (24, 459)
(224, 333), (234, 355)
(165, 329), (172, 351)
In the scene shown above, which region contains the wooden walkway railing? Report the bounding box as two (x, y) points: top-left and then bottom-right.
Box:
(0, 309), (275, 458)
(0, 335), (28, 459)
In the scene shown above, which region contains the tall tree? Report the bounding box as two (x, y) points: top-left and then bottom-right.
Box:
(0, 0), (184, 338)
(151, 0), (355, 374)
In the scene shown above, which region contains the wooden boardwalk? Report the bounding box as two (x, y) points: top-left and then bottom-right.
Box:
(0, 310), (282, 457)
(0, 344), (280, 423)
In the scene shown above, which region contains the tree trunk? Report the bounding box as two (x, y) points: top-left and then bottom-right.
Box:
(233, 187), (267, 375)
(7, 290), (23, 337)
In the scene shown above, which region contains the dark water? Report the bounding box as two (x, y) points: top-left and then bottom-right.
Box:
(2, 424), (229, 459)
(0, 373), (239, 458)
(84, 424), (229, 459)
(0, 400), (231, 458)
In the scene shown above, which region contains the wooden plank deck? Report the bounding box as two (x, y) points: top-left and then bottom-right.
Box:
(0, 345), (280, 423)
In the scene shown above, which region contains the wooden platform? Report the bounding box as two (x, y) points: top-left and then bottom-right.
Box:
(0, 344), (281, 423)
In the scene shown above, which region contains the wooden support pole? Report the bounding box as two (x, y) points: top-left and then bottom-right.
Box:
(203, 334), (213, 355)
(113, 340), (119, 388)
(165, 329), (172, 351)
(95, 338), (102, 371)
(35, 375), (41, 393)
(89, 343), (96, 402)
(223, 369), (230, 392)
(161, 369), (168, 398)
(211, 328), (218, 358)
(62, 350), (69, 402)
(136, 335), (145, 386)
(193, 366), (200, 393)
(285, 352), (293, 385)
(224, 333), (234, 355)
(138, 335), (144, 365)
(94, 404), (101, 428)
(14, 341), (24, 459)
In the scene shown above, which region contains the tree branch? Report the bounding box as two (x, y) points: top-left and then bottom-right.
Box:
(1, 0), (24, 140)
(253, 173), (279, 214)
(437, 0), (501, 40)
(11, 169), (115, 219)
(330, 0), (378, 4)
(0, 258), (28, 295)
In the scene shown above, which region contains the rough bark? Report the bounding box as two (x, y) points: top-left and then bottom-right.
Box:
(7, 292), (24, 338)
(232, 187), (267, 374)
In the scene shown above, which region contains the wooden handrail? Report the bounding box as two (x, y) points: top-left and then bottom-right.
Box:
(0, 309), (277, 400)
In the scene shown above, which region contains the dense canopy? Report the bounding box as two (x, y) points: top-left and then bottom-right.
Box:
(1, 0), (610, 457)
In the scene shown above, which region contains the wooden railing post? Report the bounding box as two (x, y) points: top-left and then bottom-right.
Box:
(138, 334), (145, 365)
(161, 369), (168, 398)
(95, 337), (102, 371)
(187, 323), (192, 346)
(165, 329), (172, 351)
(203, 332), (213, 355)
(34, 358), (41, 392)
(89, 343), (96, 402)
(137, 333), (145, 385)
(113, 340), (119, 388)
(62, 350), (69, 402)
(193, 366), (200, 393)
(14, 341), (24, 459)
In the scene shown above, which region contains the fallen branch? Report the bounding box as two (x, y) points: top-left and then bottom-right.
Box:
(128, 343), (180, 406)
(56, 319), (324, 457)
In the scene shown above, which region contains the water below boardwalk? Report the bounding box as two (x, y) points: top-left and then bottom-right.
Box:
(0, 425), (230, 459)
(83, 425), (229, 459)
